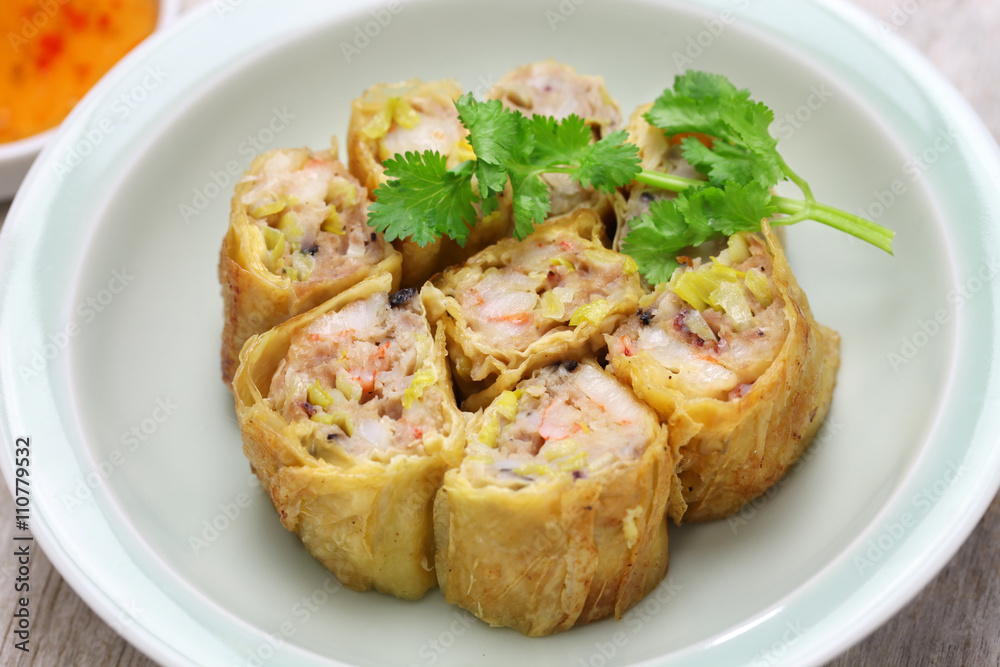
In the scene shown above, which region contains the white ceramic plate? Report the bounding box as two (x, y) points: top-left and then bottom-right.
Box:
(2, 1), (999, 665)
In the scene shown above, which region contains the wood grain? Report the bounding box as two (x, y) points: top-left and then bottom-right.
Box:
(1, 1), (998, 665)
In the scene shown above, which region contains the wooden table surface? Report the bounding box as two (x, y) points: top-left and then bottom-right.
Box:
(2, 1), (998, 665)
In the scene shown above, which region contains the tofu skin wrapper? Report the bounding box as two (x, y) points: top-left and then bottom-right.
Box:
(488, 60), (623, 221)
(232, 273), (464, 599)
(434, 360), (671, 636)
(422, 209), (644, 411)
(347, 78), (513, 287)
(219, 145), (401, 384)
(607, 223), (840, 523)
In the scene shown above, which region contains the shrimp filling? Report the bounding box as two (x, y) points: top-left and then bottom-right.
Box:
(240, 150), (389, 283)
(488, 61), (621, 134)
(464, 361), (654, 488)
(267, 290), (445, 462)
(447, 234), (638, 350)
(359, 81), (474, 168)
(608, 233), (788, 400)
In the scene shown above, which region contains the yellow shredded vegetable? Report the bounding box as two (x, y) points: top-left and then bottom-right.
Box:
(569, 298), (614, 327)
(321, 207), (345, 235)
(402, 368), (436, 409)
(513, 462), (553, 477)
(362, 97), (422, 139)
(307, 380), (333, 408)
(744, 268), (773, 307)
(479, 414), (500, 448)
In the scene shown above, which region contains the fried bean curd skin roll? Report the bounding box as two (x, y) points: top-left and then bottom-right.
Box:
(219, 145), (402, 384)
(612, 102), (706, 250)
(606, 223), (840, 523)
(232, 273), (464, 599)
(347, 78), (512, 287)
(488, 60), (623, 219)
(434, 360), (671, 637)
(423, 209), (643, 411)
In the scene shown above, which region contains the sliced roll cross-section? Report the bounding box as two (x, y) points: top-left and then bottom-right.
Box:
(219, 145), (401, 384)
(232, 273), (464, 599)
(488, 60), (623, 219)
(607, 223), (840, 523)
(434, 360), (671, 636)
(422, 209), (643, 410)
(347, 78), (512, 286)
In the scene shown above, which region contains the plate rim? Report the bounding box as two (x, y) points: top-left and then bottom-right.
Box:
(1, 0), (999, 665)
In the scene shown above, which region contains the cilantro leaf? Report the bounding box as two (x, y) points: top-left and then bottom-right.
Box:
(527, 114), (593, 165)
(368, 151), (477, 247)
(573, 129), (640, 194)
(645, 70), (784, 190)
(621, 182), (778, 283)
(679, 182), (777, 235)
(620, 198), (698, 284)
(365, 71), (894, 279)
(509, 170), (551, 239)
(455, 93), (520, 216)
(679, 137), (782, 188)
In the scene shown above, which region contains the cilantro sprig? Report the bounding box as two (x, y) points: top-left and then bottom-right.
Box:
(366, 71), (895, 283)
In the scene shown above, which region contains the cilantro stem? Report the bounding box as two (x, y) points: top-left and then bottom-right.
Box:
(633, 169), (894, 254)
(771, 196), (895, 254)
(634, 170), (703, 191)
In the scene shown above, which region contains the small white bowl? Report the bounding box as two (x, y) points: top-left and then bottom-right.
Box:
(0, 0), (182, 200)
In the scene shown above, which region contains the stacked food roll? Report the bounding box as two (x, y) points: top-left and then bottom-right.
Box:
(219, 144), (401, 383)
(607, 225), (840, 522)
(218, 61), (843, 637)
(422, 209), (644, 410)
(231, 273), (464, 599)
(435, 360), (671, 636)
(348, 78), (513, 287)
(488, 60), (622, 220)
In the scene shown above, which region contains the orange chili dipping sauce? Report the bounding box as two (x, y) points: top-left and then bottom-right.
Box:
(0, 0), (158, 144)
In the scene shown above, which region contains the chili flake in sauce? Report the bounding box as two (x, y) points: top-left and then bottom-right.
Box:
(0, 0), (157, 144)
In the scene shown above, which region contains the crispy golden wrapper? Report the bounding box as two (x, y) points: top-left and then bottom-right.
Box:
(423, 209), (644, 411)
(434, 361), (671, 636)
(609, 223), (840, 522)
(219, 145), (401, 384)
(347, 78), (512, 287)
(232, 273), (464, 599)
